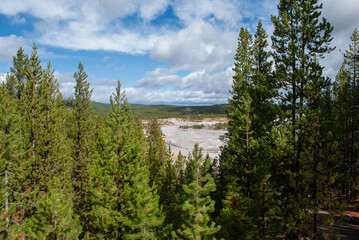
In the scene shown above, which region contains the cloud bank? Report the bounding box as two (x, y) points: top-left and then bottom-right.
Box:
(0, 0), (358, 104)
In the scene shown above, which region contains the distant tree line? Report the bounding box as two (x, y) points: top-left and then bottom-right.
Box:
(0, 0), (358, 239)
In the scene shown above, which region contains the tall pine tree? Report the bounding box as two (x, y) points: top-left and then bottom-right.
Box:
(69, 62), (97, 236)
(271, 0), (335, 238)
(173, 144), (220, 239)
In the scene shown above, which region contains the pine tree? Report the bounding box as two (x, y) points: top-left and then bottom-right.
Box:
(17, 45), (44, 225)
(146, 118), (168, 198)
(87, 80), (151, 238)
(4, 74), (17, 98)
(120, 162), (164, 239)
(271, 0), (335, 238)
(85, 118), (119, 239)
(251, 20), (276, 137)
(333, 29), (359, 200)
(146, 118), (177, 237)
(69, 62), (96, 235)
(223, 27), (253, 179)
(0, 82), (29, 238)
(218, 21), (279, 239)
(2, 46), (79, 238)
(10, 47), (28, 101)
(173, 144), (220, 239)
(32, 61), (73, 191)
(24, 178), (82, 240)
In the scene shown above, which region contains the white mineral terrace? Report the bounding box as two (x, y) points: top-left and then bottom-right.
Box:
(159, 118), (227, 159)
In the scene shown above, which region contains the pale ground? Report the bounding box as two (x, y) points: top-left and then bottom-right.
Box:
(159, 118), (228, 159)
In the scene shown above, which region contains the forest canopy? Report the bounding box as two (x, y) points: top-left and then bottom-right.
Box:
(1, 0), (358, 239)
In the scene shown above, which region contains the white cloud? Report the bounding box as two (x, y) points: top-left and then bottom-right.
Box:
(0, 73), (7, 83)
(0, 0), (77, 20)
(132, 66), (234, 104)
(151, 20), (237, 71)
(0, 35), (29, 60)
(1, 0), (356, 104)
(54, 72), (74, 99)
(99, 0), (170, 20)
(171, 0), (242, 28)
(125, 87), (228, 105)
(135, 68), (181, 89)
(320, 0), (359, 80)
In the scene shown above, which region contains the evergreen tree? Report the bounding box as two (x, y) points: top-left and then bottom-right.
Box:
(18, 44), (44, 224)
(271, 0), (335, 238)
(69, 62), (96, 235)
(251, 20), (276, 136)
(4, 46), (78, 238)
(9, 47), (28, 101)
(33, 61), (73, 191)
(222, 27), (253, 179)
(120, 162), (164, 239)
(146, 118), (177, 236)
(0, 82), (29, 238)
(85, 117), (119, 239)
(333, 29), (359, 199)
(218, 21), (279, 239)
(173, 144), (220, 239)
(146, 118), (168, 198)
(87, 80), (152, 238)
(4, 74), (17, 98)
(24, 178), (82, 240)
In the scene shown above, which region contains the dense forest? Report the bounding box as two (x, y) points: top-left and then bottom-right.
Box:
(1, 0), (358, 239)
(86, 101), (227, 118)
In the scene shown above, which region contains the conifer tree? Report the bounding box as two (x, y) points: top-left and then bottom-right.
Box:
(33, 61), (73, 191)
(146, 118), (168, 197)
(145, 117), (177, 236)
(24, 178), (82, 239)
(69, 62), (96, 235)
(24, 44), (42, 160)
(87, 80), (152, 238)
(218, 22), (279, 239)
(18, 45), (44, 224)
(5, 46), (78, 237)
(251, 20), (276, 136)
(85, 117), (118, 239)
(120, 161), (164, 239)
(222, 27), (253, 179)
(334, 29), (359, 199)
(0, 82), (29, 238)
(173, 144), (220, 239)
(4, 74), (17, 98)
(10, 47), (28, 101)
(271, 0), (335, 237)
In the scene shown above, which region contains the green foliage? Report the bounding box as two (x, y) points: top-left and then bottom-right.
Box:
(84, 101), (227, 118)
(179, 124), (205, 129)
(120, 162), (164, 239)
(24, 178), (81, 239)
(10, 47), (28, 100)
(270, 0), (338, 238)
(69, 62), (97, 235)
(173, 144), (220, 239)
(146, 118), (168, 189)
(0, 82), (28, 238)
(1, 7), (359, 238)
(333, 28), (359, 200)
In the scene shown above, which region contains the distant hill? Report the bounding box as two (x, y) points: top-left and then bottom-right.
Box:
(65, 100), (228, 118)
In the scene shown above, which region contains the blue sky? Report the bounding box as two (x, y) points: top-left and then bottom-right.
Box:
(0, 0), (358, 105)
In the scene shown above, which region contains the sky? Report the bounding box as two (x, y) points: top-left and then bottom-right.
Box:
(0, 0), (358, 105)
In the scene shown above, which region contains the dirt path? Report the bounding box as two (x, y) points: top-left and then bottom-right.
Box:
(318, 212), (359, 239)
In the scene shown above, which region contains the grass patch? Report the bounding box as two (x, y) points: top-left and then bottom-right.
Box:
(209, 122), (228, 130)
(179, 124), (205, 129)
